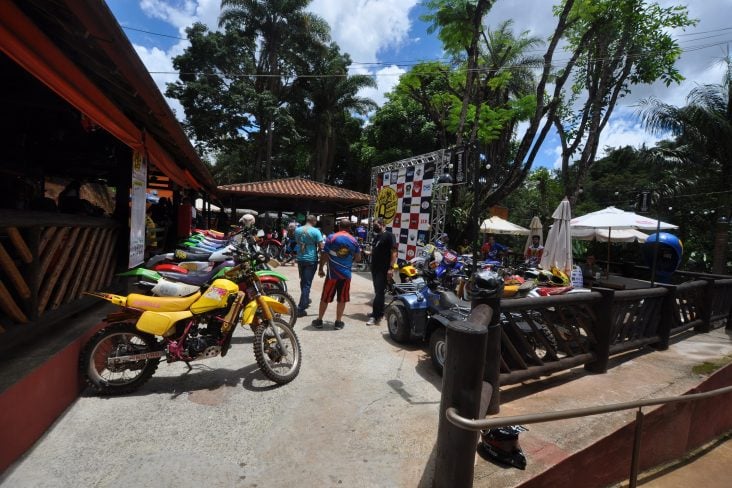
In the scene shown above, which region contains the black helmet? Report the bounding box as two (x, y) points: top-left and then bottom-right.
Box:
(478, 425), (528, 470)
(468, 270), (504, 301)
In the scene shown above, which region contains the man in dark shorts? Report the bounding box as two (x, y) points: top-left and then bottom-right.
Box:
(367, 218), (397, 325)
(312, 220), (361, 330)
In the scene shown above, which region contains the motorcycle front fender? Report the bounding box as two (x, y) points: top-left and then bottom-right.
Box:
(240, 296), (290, 326)
(118, 268), (162, 282)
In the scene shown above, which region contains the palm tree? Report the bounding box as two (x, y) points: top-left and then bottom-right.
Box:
(219, 0), (330, 179)
(295, 44), (377, 182)
(638, 64), (732, 272)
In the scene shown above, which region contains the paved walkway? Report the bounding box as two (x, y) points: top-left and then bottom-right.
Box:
(1, 262), (731, 487)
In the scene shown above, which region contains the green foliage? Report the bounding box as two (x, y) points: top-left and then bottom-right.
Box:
(421, 0), (486, 54)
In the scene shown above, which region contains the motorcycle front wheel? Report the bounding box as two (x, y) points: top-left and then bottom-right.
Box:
(263, 289), (297, 328)
(80, 322), (160, 395)
(253, 318), (302, 384)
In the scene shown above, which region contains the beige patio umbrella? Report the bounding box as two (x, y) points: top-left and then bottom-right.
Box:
(540, 198), (573, 275)
(479, 216), (530, 235)
(523, 216), (544, 256)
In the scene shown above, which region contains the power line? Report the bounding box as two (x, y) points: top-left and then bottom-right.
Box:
(121, 25), (187, 41)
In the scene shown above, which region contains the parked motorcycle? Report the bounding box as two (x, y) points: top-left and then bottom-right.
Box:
(80, 246), (301, 395)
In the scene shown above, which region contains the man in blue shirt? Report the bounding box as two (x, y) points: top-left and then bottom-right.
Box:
(312, 220), (361, 330)
(294, 215), (324, 317)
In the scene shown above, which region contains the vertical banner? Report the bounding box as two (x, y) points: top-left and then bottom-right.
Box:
(128, 150), (147, 268)
(375, 161), (436, 261)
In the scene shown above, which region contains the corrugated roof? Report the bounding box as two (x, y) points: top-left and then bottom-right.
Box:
(219, 177), (370, 204)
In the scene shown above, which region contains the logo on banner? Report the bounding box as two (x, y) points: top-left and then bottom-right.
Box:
(412, 181), (422, 196)
(376, 187), (398, 224)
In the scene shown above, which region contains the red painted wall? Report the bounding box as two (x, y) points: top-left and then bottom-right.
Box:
(0, 322), (105, 473)
(519, 364), (732, 488)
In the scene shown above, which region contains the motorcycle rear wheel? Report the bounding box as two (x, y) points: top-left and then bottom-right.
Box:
(80, 322), (160, 395)
(253, 318), (302, 384)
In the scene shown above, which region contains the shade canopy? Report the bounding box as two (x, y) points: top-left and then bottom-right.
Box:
(479, 216), (530, 235)
(540, 198), (573, 274)
(571, 227), (648, 243)
(570, 206), (677, 231)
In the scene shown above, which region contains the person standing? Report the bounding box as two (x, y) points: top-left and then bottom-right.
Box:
(367, 218), (397, 326)
(524, 235), (544, 267)
(295, 215), (324, 317)
(312, 220), (361, 330)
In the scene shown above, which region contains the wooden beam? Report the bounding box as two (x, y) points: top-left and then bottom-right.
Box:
(50, 227), (90, 310)
(38, 227), (80, 314)
(39, 227), (69, 276)
(0, 280), (27, 323)
(0, 242), (31, 299)
(6, 227), (32, 263)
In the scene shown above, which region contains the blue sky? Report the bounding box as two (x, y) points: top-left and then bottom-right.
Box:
(107, 0), (731, 171)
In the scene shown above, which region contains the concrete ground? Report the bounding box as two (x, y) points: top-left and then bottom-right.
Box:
(0, 264), (443, 487)
(2, 263), (732, 487)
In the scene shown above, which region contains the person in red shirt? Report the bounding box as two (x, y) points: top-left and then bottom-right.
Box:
(312, 220), (361, 330)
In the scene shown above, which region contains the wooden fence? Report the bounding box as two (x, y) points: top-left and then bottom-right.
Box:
(495, 276), (732, 388)
(0, 211), (118, 339)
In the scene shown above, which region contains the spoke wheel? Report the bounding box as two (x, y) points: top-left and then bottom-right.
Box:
(264, 289), (297, 327)
(253, 318), (302, 384)
(80, 322), (160, 395)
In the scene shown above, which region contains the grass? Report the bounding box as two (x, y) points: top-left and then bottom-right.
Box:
(692, 354), (732, 375)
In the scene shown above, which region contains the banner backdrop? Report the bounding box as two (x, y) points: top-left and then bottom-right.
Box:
(375, 161), (436, 260)
(128, 150), (147, 268)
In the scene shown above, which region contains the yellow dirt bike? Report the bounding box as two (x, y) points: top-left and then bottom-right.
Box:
(80, 247), (301, 395)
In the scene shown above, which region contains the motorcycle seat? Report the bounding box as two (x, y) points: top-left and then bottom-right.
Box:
(127, 291), (202, 312)
(439, 291), (470, 309)
(175, 251), (212, 261)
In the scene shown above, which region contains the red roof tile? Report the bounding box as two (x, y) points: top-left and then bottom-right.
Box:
(219, 177), (369, 204)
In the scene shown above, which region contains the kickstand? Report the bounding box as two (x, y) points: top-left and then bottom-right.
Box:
(184, 361), (192, 372)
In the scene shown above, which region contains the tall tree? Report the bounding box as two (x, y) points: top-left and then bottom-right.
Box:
(219, 0), (331, 179)
(291, 44), (377, 182)
(638, 64), (732, 272)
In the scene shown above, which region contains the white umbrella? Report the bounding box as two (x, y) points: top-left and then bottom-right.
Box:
(570, 206), (677, 231)
(479, 216), (530, 235)
(571, 227), (648, 243)
(540, 198), (573, 275)
(523, 216), (544, 256)
(571, 206), (677, 276)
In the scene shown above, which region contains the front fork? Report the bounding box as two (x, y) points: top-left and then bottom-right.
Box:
(255, 295), (290, 359)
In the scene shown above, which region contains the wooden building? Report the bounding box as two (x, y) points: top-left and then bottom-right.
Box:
(0, 1), (217, 349)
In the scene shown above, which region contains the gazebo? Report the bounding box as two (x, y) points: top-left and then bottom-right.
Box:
(218, 177), (370, 215)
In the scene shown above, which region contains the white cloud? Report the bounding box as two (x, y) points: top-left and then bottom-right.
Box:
(358, 65), (406, 107)
(308, 0), (417, 63)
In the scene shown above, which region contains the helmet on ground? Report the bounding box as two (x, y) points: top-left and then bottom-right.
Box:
(479, 425), (528, 470)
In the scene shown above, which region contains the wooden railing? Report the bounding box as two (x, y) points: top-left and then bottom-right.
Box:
(0, 210), (118, 338)
(494, 277), (732, 388)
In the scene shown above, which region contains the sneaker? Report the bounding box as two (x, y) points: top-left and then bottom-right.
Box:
(334, 320), (345, 330)
(366, 316), (381, 326)
(312, 318), (323, 329)
(296, 310), (307, 318)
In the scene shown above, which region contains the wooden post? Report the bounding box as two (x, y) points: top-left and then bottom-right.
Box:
(433, 305), (492, 488)
(696, 278), (715, 333)
(585, 288), (615, 373)
(652, 284), (677, 351)
(472, 293), (502, 415)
